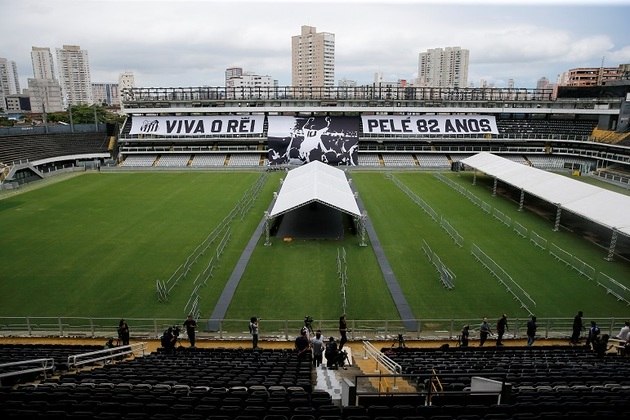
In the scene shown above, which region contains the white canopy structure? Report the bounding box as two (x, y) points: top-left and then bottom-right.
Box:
(461, 152), (630, 259)
(268, 160), (361, 218)
(264, 160), (365, 245)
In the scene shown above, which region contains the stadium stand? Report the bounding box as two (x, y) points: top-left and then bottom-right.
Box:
(1, 343), (629, 418)
(190, 154), (227, 167)
(0, 133), (110, 166)
(120, 155), (157, 167)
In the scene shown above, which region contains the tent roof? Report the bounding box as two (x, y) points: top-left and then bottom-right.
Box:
(460, 152), (630, 237)
(268, 160), (361, 218)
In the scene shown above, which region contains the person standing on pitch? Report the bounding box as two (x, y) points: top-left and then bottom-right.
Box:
(183, 314), (197, 348)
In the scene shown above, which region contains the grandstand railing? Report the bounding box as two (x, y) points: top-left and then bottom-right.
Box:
(0, 358), (55, 382)
(0, 316), (626, 342)
(67, 342), (147, 370)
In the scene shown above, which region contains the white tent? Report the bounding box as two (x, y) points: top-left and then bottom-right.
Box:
(460, 152), (630, 240)
(268, 160), (361, 218)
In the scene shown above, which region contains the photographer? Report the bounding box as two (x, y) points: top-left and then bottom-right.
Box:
(304, 315), (314, 335)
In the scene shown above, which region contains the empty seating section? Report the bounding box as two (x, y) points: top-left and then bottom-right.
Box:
(416, 154), (450, 168)
(1, 344), (629, 418)
(0, 344), (105, 383)
(120, 155), (157, 167)
(0, 347), (326, 419)
(381, 154), (416, 167)
(381, 346), (630, 417)
(154, 154), (190, 167)
(358, 153), (381, 167)
(227, 154), (262, 167)
(527, 156), (565, 169)
(496, 118), (598, 138)
(502, 155), (528, 165)
(0, 133), (109, 165)
(190, 154), (227, 167)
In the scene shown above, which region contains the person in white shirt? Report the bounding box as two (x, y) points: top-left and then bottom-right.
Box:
(615, 321), (630, 341)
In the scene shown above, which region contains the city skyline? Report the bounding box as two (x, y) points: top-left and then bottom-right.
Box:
(1, 0), (629, 90)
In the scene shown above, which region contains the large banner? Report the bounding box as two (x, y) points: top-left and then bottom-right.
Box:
(267, 116), (359, 166)
(361, 115), (498, 135)
(129, 115), (265, 136)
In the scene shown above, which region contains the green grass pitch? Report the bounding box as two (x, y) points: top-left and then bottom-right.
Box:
(0, 171), (628, 325)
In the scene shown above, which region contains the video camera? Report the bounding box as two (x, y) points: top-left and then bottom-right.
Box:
(172, 325), (181, 338)
(304, 316), (314, 333)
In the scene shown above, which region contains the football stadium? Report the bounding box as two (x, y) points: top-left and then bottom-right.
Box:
(1, 84), (630, 418)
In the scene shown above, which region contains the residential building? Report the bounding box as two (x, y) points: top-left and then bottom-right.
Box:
(31, 47), (57, 80)
(418, 47), (469, 88)
(56, 44), (93, 106)
(29, 46), (64, 112)
(26, 78), (64, 113)
(0, 58), (20, 111)
(537, 77), (552, 90)
(92, 82), (120, 106)
(560, 66), (623, 87)
(291, 25), (335, 88)
(225, 67), (276, 99)
(5, 94), (31, 112)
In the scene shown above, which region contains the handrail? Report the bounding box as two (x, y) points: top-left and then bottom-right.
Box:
(67, 342), (147, 370)
(0, 316), (627, 341)
(362, 340), (401, 374)
(0, 357), (55, 381)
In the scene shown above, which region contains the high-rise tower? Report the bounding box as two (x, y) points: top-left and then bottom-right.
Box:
(56, 44), (93, 105)
(418, 47), (469, 88)
(291, 25), (335, 88)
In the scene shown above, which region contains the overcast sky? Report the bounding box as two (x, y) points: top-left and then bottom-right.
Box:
(1, 0), (629, 89)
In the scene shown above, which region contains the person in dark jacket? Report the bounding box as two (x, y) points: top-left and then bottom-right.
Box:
(526, 316), (537, 346)
(570, 311), (584, 344)
(496, 314), (508, 346)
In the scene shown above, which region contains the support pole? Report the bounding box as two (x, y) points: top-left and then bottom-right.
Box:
(553, 206), (562, 232)
(492, 177), (497, 196)
(605, 229), (618, 262)
(359, 212), (368, 247)
(518, 189), (525, 211)
(263, 211), (271, 246)
(472, 172), (477, 186)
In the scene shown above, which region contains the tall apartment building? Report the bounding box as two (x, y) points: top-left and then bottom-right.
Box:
(0, 58), (20, 111)
(291, 25), (335, 88)
(28, 46), (64, 113)
(418, 47), (469, 88)
(0, 58), (21, 95)
(31, 47), (57, 80)
(56, 44), (93, 106)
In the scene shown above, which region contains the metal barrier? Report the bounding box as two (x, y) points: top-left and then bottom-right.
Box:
(67, 342), (147, 370)
(0, 358), (55, 383)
